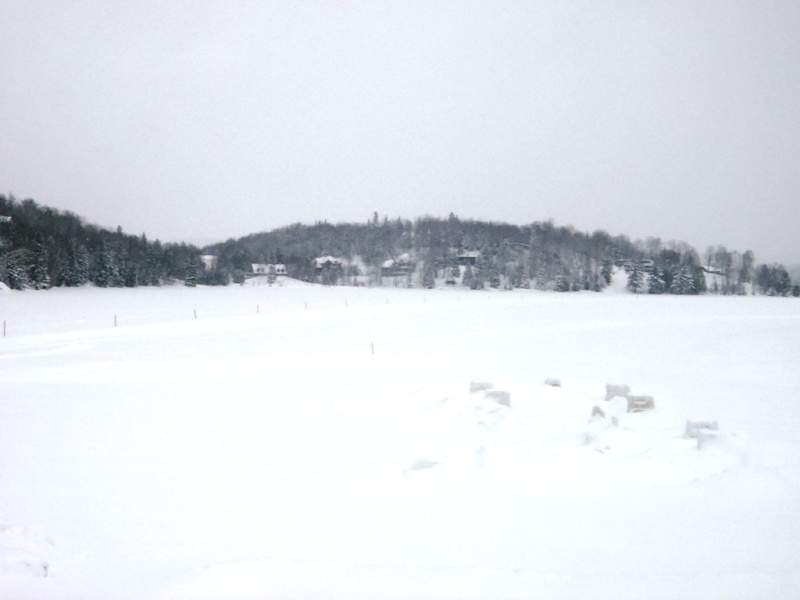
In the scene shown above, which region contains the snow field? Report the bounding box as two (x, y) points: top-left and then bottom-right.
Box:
(1, 282), (800, 598)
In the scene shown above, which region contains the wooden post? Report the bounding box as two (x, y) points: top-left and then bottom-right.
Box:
(194, 309), (197, 319)
(114, 315), (117, 327)
(371, 342), (375, 356)
(3, 320), (5, 337)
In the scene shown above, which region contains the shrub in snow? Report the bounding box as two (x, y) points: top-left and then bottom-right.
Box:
(626, 395), (655, 413)
(604, 383), (630, 400)
(544, 378), (561, 387)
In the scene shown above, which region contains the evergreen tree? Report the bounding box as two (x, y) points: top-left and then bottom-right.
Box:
(94, 246), (121, 287)
(0, 248), (32, 289)
(626, 261), (644, 293)
(462, 265), (474, 288)
(65, 241), (89, 287)
(600, 259), (613, 285)
(647, 268), (666, 294)
(422, 266), (436, 289)
(184, 257), (198, 287)
(671, 265), (695, 294)
(30, 240), (51, 289)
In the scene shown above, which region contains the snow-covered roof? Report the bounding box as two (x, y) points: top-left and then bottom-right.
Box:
(313, 256), (340, 267)
(252, 263), (287, 274)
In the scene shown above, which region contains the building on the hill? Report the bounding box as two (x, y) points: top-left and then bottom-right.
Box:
(252, 263), (288, 276)
(381, 253), (415, 277)
(456, 250), (480, 266)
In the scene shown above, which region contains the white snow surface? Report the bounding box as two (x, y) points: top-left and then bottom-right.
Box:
(2, 282), (800, 599)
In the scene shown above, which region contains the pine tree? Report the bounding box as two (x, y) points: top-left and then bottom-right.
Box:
(627, 261), (644, 293)
(600, 259), (613, 285)
(184, 257), (198, 287)
(31, 241), (51, 289)
(65, 241), (89, 287)
(422, 266), (435, 289)
(462, 265), (474, 288)
(671, 265), (695, 294)
(647, 268), (666, 294)
(0, 248), (32, 289)
(95, 247), (121, 287)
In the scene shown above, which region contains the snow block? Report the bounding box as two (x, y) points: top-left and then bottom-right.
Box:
(605, 383), (630, 400)
(626, 395), (654, 413)
(410, 458), (439, 470)
(591, 405), (606, 419)
(684, 419), (719, 439)
(485, 390), (511, 407)
(469, 381), (493, 393)
(544, 378), (561, 387)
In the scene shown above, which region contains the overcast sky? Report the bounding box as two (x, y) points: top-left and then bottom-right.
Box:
(2, 1), (798, 263)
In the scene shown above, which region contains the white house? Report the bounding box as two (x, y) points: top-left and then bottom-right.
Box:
(251, 263), (287, 276)
(312, 256), (341, 270)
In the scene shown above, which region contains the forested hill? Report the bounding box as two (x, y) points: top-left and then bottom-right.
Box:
(0, 195), (200, 289)
(203, 214), (794, 295)
(1, 195), (796, 296)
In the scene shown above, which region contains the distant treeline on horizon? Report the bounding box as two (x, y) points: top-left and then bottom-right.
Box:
(1, 195), (797, 296)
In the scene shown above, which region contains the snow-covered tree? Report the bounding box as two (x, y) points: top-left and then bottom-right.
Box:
(626, 261), (645, 293)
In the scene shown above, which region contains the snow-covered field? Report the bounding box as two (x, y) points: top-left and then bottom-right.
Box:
(2, 277), (800, 599)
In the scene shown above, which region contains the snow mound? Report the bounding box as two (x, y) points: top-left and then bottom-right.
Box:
(604, 268), (630, 294)
(405, 379), (749, 486)
(0, 521), (55, 579)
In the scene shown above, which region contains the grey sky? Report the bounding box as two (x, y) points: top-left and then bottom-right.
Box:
(2, 1), (799, 263)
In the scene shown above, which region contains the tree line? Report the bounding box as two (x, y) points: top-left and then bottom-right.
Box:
(0, 195), (199, 289)
(1, 196), (797, 296)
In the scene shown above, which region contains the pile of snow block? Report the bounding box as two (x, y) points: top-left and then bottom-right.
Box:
(626, 395), (655, 413)
(604, 383), (630, 400)
(684, 419), (721, 449)
(603, 384), (655, 413)
(485, 390), (511, 407)
(469, 381), (493, 393)
(544, 377), (561, 387)
(469, 381), (511, 407)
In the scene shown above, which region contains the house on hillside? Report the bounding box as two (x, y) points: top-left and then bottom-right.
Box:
(312, 255), (343, 285)
(252, 263), (287, 276)
(381, 253), (415, 277)
(456, 250), (480, 266)
(312, 256), (341, 271)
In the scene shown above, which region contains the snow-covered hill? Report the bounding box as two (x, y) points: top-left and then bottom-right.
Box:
(1, 285), (799, 599)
